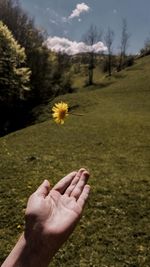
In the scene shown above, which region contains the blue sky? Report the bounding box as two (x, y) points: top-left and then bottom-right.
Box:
(20, 0), (150, 54)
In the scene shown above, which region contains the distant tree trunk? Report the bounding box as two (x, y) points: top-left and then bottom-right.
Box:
(88, 52), (95, 85)
(105, 27), (114, 76)
(88, 67), (93, 85)
(108, 53), (111, 76)
(83, 25), (103, 86)
(118, 18), (130, 71)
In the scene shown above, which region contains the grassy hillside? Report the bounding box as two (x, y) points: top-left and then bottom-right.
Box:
(0, 56), (150, 266)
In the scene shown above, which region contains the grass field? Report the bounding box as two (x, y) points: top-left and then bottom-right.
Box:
(0, 56), (150, 266)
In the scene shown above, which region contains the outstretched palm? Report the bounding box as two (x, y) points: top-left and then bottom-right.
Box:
(1, 169), (90, 267)
(25, 169), (90, 244)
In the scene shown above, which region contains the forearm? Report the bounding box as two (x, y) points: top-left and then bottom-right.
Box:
(2, 227), (74, 267)
(2, 233), (53, 267)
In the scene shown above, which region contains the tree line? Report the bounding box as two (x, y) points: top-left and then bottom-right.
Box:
(1, 0), (148, 136)
(82, 18), (132, 86)
(0, 0), (72, 136)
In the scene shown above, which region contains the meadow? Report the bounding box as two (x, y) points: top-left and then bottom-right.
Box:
(0, 56), (150, 266)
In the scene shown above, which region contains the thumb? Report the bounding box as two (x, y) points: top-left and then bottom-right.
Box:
(35, 179), (51, 198)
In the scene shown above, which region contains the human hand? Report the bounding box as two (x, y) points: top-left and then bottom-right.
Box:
(2, 169), (90, 267)
(25, 168), (90, 255)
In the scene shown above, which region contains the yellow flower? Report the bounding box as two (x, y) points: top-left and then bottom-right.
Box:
(52, 102), (69, 124)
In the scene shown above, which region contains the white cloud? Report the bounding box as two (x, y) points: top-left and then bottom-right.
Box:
(68, 3), (90, 20)
(44, 36), (107, 55)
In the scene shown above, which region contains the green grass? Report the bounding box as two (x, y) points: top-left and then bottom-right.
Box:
(0, 56), (150, 266)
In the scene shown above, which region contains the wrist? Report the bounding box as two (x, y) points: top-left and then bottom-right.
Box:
(22, 231), (52, 267)
(24, 227), (62, 265)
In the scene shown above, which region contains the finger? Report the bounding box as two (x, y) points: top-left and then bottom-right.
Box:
(35, 180), (50, 198)
(52, 171), (77, 194)
(70, 171), (89, 200)
(77, 185), (90, 210)
(65, 168), (87, 196)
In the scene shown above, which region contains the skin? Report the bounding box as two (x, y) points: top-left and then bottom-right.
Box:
(2, 168), (90, 267)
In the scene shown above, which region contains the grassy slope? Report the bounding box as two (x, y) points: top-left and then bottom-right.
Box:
(0, 56), (150, 266)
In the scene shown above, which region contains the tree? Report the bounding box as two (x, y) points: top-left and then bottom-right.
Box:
(0, 21), (31, 103)
(140, 37), (150, 56)
(105, 27), (115, 76)
(0, 20), (31, 134)
(83, 25), (103, 85)
(0, 0), (43, 51)
(52, 52), (72, 95)
(118, 18), (130, 71)
(0, 0), (54, 104)
(0, 0), (74, 107)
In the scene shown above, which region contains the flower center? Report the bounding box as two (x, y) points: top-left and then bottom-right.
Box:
(59, 109), (67, 119)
